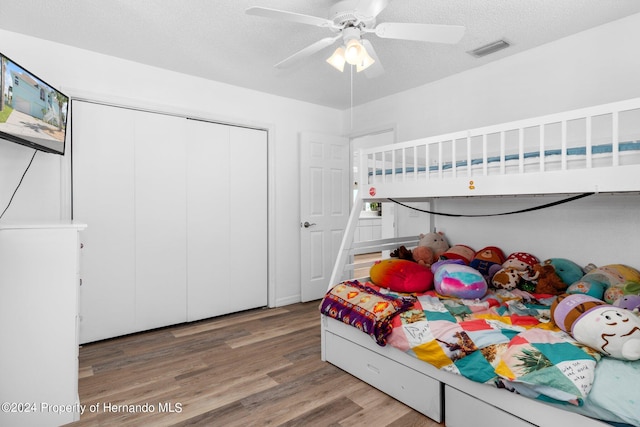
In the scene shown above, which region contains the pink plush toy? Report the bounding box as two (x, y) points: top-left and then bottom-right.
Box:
(417, 232), (450, 259)
(552, 293), (640, 360)
(412, 246), (435, 267)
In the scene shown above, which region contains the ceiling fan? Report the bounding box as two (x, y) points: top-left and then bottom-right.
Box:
(246, 0), (465, 77)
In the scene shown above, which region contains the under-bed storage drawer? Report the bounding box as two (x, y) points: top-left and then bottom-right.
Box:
(325, 330), (442, 422)
(445, 385), (533, 427)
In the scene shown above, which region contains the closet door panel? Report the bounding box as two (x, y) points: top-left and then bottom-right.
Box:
(228, 126), (268, 310)
(186, 120), (231, 321)
(73, 101), (136, 343)
(134, 112), (188, 330)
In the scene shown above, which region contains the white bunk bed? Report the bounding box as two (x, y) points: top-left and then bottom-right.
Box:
(321, 97), (640, 427)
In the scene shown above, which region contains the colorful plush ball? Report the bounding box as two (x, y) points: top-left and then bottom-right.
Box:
(433, 262), (488, 299)
(369, 259), (434, 293)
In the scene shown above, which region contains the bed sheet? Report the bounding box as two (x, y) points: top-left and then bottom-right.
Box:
(368, 140), (640, 177)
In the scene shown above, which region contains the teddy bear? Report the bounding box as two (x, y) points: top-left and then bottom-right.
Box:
(519, 258), (583, 295)
(551, 293), (640, 360)
(528, 263), (568, 295)
(417, 231), (450, 259)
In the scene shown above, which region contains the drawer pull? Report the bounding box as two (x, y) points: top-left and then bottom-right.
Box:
(366, 363), (380, 374)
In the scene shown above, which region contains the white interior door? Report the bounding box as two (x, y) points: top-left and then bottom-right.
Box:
(300, 132), (350, 301)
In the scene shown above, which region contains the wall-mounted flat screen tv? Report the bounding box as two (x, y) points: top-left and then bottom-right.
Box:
(0, 53), (68, 155)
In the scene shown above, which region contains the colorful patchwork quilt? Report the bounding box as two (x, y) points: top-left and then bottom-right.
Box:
(321, 281), (600, 406)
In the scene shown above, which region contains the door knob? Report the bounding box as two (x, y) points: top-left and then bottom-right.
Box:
(303, 221), (316, 228)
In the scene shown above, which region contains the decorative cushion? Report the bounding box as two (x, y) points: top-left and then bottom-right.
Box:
(369, 258), (434, 293)
(433, 262), (488, 299)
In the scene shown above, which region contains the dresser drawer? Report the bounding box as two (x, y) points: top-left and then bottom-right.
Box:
(445, 385), (533, 427)
(325, 330), (442, 422)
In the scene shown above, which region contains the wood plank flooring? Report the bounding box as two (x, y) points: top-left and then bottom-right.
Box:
(68, 301), (443, 427)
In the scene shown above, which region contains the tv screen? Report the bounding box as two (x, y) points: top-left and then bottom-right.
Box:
(0, 53), (68, 155)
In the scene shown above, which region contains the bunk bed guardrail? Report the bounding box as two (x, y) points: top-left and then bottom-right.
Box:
(359, 97), (640, 199)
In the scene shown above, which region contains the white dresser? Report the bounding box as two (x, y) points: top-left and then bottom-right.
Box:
(0, 221), (86, 427)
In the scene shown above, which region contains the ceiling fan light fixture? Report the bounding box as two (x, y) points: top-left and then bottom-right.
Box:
(326, 46), (346, 71)
(356, 48), (375, 72)
(344, 38), (364, 65)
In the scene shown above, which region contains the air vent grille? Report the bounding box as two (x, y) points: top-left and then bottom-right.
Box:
(468, 40), (510, 58)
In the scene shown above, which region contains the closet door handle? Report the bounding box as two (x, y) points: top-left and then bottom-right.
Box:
(302, 221), (316, 228)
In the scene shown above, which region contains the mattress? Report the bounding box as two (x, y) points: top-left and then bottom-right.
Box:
(368, 141), (640, 178)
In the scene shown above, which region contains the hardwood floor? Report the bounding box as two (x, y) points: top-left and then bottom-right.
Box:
(68, 301), (443, 427)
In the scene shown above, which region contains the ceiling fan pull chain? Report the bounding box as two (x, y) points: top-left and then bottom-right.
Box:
(350, 64), (354, 130)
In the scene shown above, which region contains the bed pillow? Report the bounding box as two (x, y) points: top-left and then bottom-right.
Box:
(369, 258), (434, 293)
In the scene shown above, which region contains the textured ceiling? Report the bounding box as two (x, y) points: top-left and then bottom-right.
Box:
(1, 0), (640, 110)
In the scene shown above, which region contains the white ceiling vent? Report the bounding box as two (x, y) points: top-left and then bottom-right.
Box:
(468, 39), (510, 58)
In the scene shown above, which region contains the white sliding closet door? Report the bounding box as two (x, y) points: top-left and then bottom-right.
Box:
(134, 112), (188, 330)
(186, 121), (267, 321)
(74, 101), (268, 343)
(228, 126), (268, 312)
(73, 102), (137, 343)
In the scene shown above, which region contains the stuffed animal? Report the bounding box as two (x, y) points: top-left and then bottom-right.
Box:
(432, 260), (488, 299)
(470, 246), (505, 281)
(528, 263), (568, 295)
(439, 244), (475, 265)
(390, 245), (413, 261)
(369, 258), (434, 293)
(491, 267), (522, 290)
(567, 264), (640, 303)
(412, 245), (435, 267)
(545, 258), (584, 285)
(502, 252), (540, 271)
(417, 232), (450, 259)
(551, 293), (640, 360)
(613, 294), (640, 312)
(492, 252), (539, 292)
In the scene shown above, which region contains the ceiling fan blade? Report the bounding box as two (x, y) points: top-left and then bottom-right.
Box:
(361, 39), (384, 78)
(374, 22), (465, 44)
(355, 0), (390, 20)
(246, 6), (335, 29)
(274, 36), (341, 69)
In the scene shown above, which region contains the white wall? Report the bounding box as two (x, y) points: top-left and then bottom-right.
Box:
(0, 28), (343, 307)
(347, 13), (640, 142)
(344, 13), (640, 271)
